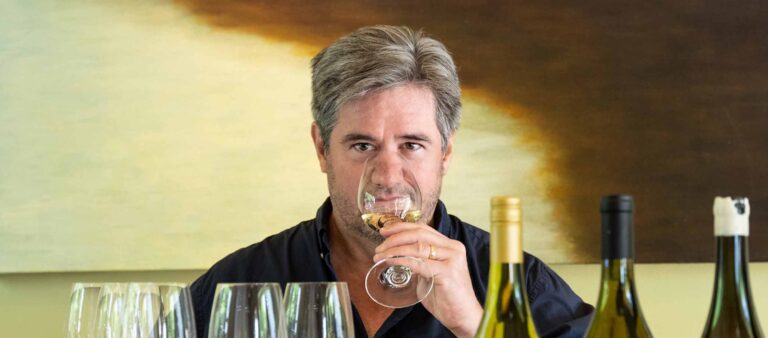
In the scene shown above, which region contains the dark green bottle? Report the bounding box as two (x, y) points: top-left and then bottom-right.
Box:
(585, 195), (652, 338)
(702, 196), (763, 338)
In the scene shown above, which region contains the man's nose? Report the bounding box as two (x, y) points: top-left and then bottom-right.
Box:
(368, 151), (405, 188)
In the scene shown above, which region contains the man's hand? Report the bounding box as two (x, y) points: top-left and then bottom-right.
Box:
(373, 222), (483, 338)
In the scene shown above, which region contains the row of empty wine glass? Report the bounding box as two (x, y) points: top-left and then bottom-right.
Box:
(68, 282), (355, 338)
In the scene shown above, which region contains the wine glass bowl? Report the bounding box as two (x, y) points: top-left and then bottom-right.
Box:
(357, 158), (434, 308)
(208, 283), (285, 338)
(157, 283), (197, 338)
(122, 283), (162, 338)
(283, 282), (355, 338)
(67, 282), (195, 338)
(357, 158), (422, 232)
(67, 283), (103, 338)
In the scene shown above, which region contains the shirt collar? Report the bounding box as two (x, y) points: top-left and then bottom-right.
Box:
(314, 197), (334, 255)
(314, 197), (452, 255)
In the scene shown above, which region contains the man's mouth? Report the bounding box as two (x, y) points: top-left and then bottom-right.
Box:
(372, 194), (405, 202)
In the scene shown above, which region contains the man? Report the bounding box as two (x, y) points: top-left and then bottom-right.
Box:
(191, 25), (593, 338)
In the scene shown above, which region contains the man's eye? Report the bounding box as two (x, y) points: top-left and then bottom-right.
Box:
(353, 143), (373, 152)
(404, 143), (423, 151)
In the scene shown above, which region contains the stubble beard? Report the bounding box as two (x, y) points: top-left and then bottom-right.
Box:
(326, 164), (444, 247)
(326, 166), (384, 246)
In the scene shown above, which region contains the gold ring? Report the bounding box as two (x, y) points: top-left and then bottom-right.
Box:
(428, 244), (437, 260)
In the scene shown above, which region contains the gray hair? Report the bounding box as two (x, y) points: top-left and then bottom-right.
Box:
(311, 25), (461, 152)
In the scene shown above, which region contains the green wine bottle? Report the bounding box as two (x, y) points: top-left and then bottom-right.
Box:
(702, 196), (764, 338)
(585, 195), (652, 338)
(475, 196), (538, 338)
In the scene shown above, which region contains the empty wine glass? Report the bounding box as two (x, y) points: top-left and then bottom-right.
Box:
(67, 283), (103, 338)
(283, 282), (354, 338)
(157, 283), (197, 338)
(95, 283), (128, 338)
(208, 283), (285, 338)
(357, 158), (434, 308)
(82, 282), (194, 338)
(122, 283), (162, 338)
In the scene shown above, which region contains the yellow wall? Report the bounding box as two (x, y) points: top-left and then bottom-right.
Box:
(1, 263), (766, 337)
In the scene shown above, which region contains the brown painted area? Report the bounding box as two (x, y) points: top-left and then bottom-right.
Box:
(174, 0), (768, 262)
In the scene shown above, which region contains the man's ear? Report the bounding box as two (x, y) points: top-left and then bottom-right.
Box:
(441, 133), (455, 176)
(311, 123), (328, 173)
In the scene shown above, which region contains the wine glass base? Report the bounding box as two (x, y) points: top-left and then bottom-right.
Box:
(365, 256), (434, 308)
(379, 265), (412, 288)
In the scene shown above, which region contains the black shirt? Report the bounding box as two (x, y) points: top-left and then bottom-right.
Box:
(191, 198), (594, 338)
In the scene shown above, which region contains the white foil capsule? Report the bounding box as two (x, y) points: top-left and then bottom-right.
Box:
(713, 196), (750, 236)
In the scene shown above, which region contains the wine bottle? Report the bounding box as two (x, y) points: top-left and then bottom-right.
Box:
(585, 195), (652, 338)
(702, 196), (764, 338)
(475, 196), (538, 338)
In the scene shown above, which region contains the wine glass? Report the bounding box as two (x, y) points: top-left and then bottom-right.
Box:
(208, 283), (285, 338)
(283, 282), (354, 338)
(122, 283), (162, 338)
(67, 283), (103, 338)
(157, 283), (197, 338)
(85, 282), (194, 338)
(95, 283), (128, 338)
(357, 158), (434, 308)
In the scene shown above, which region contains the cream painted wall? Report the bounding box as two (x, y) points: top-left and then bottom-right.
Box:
(1, 263), (765, 338)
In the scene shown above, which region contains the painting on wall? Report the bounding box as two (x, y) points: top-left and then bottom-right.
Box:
(1, 0), (765, 272)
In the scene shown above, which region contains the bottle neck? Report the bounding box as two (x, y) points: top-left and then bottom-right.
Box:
(713, 236), (750, 295)
(491, 222), (522, 264)
(489, 251), (526, 287)
(594, 257), (644, 323)
(600, 258), (637, 284)
(599, 209), (638, 294)
(702, 235), (764, 337)
(601, 211), (633, 259)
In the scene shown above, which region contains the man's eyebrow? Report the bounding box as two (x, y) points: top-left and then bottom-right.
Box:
(400, 133), (432, 143)
(341, 133), (377, 143)
(341, 133), (433, 143)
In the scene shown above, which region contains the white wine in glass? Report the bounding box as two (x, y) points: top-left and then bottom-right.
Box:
(357, 158), (434, 308)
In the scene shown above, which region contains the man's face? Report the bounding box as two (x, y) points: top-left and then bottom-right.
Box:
(312, 83), (454, 242)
